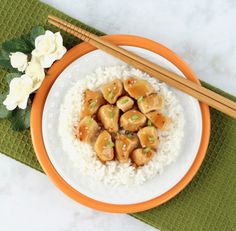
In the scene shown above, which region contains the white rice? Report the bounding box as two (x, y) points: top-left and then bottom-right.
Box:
(58, 65), (184, 186)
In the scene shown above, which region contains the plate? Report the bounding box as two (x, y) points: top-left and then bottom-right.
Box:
(43, 47), (201, 204)
(31, 35), (210, 213)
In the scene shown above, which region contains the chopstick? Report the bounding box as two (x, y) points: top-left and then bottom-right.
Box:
(48, 15), (236, 119)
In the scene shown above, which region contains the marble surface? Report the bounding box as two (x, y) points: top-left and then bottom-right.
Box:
(1, 0), (236, 230)
(0, 154), (156, 231)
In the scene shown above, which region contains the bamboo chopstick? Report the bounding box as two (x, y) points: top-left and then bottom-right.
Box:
(48, 15), (236, 119)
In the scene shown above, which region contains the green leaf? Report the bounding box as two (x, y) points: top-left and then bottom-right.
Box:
(10, 105), (31, 131)
(0, 93), (12, 119)
(30, 26), (45, 46)
(22, 34), (35, 51)
(5, 72), (21, 84)
(0, 49), (12, 69)
(2, 38), (32, 53)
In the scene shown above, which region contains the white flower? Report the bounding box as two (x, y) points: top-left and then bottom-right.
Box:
(32, 30), (67, 68)
(9, 52), (28, 72)
(25, 57), (45, 91)
(3, 74), (33, 110)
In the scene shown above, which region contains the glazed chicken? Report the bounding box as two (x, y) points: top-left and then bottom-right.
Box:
(115, 134), (139, 163)
(76, 116), (99, 143)
(98, 105), (120, 133)
(94, 130), (114, 162)
(120, 109), (146, 132)
(101, 79), (123, 104)
(80, 89), (106, 119)
(146, 111), (170, 130)
(116, 96), (134, 112)
(137, 94), (164, 114)
(123, 77), (155, 99)
(131, 148), (154, 166)
(137, 126), (159, 150)
(77, 77), (171, 166)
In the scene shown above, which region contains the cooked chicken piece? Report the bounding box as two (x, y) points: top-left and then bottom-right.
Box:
(123, 77), (155, 99)
(116, 96), (134, 112)
(115, 134), (139, 163)
(146, 111), (171, 130)
(76, 116), (99, 143)
(101, 79), (123, 104)
(98, 105), (120, 133)
(137, 94), (164, 114)
(131, 148), (154, 166)
(94, 130), (114, 162)
(120, 109), (146, 132)
(137, 126), (159, 149)
(80, 89), (106, 119)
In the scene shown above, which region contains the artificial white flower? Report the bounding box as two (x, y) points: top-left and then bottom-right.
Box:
(9, 52), (28, 72)
(32, 30), (67, 68)
(3, 74), (33, 110)
(25, 57), (45, 91)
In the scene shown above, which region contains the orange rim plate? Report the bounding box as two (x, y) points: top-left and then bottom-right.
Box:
(31, 35), (210, 213)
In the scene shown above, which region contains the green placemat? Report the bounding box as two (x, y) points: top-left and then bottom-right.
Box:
(0, 1), (235, 230)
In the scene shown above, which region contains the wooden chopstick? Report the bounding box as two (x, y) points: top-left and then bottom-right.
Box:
(49, 15), (236, 111)
(48, 15), (236, 119)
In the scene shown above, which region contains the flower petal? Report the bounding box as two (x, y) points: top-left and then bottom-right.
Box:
(18, 98), (28, 109)
(31, 49), (40, 57)
(3, 96), (17, 111)
(55, 32), (63, 46)
(31, 80), (43, 92)
(32, 30), (67, 69)
(6, 103), (17, 111)
(7, 75), (33, 110)
(45, 30), (54, 37)
(40, 53), (58, 68)
(34, 34), (44, 47)
(9, 52), (28, 71)
(25, 57), (45, 83)
(56, 46), (67, 60)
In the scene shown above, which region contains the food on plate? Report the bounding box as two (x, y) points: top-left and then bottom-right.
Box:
(131, 148), (154, 166)
(146, 111), (171, 130)
(116, 96), (134, 112)
(78, 77), (170, 165)
(59, 66), (184, 186)
(115, 134), (139, 163)
(76, 116), (99, 143)
(94, 130), (114, 162)
(137, 94), (164, 114)
(120, 109), (146, 132)
(98, 105), (120, 133)
(80, 89), (105, 119)
(137, 126), (159, 149)
(123, 77), (154, 99)
(101, 79), (123, 104)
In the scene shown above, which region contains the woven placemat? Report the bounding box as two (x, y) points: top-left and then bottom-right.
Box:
(0, 1), (235, 230)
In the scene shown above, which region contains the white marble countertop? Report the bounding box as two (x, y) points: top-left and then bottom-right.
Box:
(1, 0), (236, 230)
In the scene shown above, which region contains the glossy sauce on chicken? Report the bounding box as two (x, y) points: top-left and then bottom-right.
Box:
(76, 77), (170, 167)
